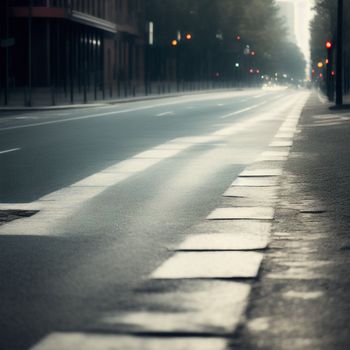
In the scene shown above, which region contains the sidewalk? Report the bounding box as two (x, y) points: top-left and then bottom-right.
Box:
(236, 92), (350, 350)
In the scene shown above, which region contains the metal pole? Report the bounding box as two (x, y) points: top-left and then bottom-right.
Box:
(5, 0), (9, 105)
(28, 0), (32, 106)
(336, 0), (343, 106)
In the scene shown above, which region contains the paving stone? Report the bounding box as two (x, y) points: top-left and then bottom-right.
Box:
(151, 251), (263, 279)
(31, 333), (228, 350)
(102, 281), (251, 334)
(176, 233), (269, 251)
(231, 177), (278, 187)
(239, 169), (283, 177)
(207, 207), (274, 220)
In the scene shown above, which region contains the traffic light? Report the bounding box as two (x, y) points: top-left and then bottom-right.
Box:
(326, 41), (332, 49)
(171, 39), (178, 46)
(185, 33), (192, 40)
(236, 35), (241, 41)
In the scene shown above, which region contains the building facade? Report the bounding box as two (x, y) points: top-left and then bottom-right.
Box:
(0, 0), (146, 106)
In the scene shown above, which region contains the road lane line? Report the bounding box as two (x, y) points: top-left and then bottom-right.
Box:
(0, 92), (309, 237)
(0, 91), (289, 132)
(220, 105), (260, 119)
(31, 333), (228, 350)
(0, 147), (20, 155)
(156, 111), (174, 117)
(253, 93), (266, 98)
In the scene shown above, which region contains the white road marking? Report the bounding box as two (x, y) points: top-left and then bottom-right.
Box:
(176, 233), (269, 251)
(269, 140), (293, 147)
(232, 177), (278, 187)
(283, 291), (324, 300)
(207, 207), (275, 220)
(156, 111), (174, 117)
(0, 147), (21, 155)
(31, 333), (228, 350)
(191, 220), (272, 236)
(239, 169), (282, 177)
(253, 93), (266, 98)
(223, 187), (278, 200)
(15, 116), (39, 120)
(102, 281), (250, 334)
(0, 92), (269, 131)
(220, 105), (260, 119)
(152, 251), (263, 279)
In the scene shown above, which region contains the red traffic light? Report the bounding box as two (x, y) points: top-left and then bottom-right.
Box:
(326, 41), (332, 49)
(236, 35), (241, 41)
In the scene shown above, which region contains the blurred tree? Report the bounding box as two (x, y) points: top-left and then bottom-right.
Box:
(310, 0), (350, 92)
(146, 0), (306, 84)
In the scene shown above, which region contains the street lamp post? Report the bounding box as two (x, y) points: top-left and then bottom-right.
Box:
(326, 41), (334, 101)
(28, 0), (33, 107)
(4, 0), (9, 105)
(336, 0), (343, 106)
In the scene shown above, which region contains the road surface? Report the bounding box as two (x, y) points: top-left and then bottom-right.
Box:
(0, 88), (309, 350)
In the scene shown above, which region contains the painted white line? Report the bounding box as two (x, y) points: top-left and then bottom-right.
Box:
(207, 207), (275, 220)
(191, 220), (272, 236)
(253, 93), (266, 98)
(269, 140), (293, 147)
(239, 169), (282, 177)
(15, 116), (39, 120)
(223, 187), (278, 200)
(220, 105), (259, 119)
(102, 281), (250, 334)
(0, 96), (214, 131)
(31, 333), (228, 350)
(176, 233), (269, 251)
(151, 251), (263, 279)
(156, 111), (174, 117)
(232, 177), (278, 187)
(0, 103), (178, 131)
(0, 147), (21, 155)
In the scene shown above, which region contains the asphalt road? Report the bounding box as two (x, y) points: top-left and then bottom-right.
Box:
(0, 88), (305, 350)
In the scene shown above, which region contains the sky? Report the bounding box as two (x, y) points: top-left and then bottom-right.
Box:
(276, 0), (314, 68)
